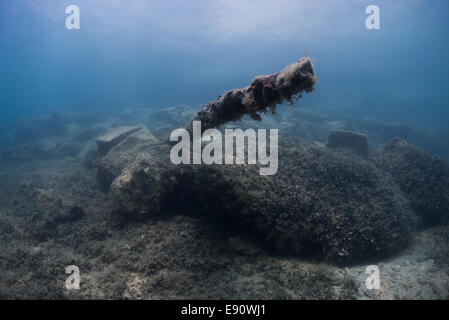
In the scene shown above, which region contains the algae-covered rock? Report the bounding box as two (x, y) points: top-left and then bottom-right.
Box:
(327, 129), (368, 158)
(200, 142), (415, 264)
(95, 125), (142, 156)
(112, 139), (416, 264)
(96, 127), (160, 190)
(110, 142), (176, 215)
(372, 137), (449, 226)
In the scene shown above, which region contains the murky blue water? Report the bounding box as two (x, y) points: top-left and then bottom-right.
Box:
(1, 0), (448, 127)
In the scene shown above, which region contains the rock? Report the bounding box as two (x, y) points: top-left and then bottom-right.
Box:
(52, 142), (83, 158)
(30, 246), (42, 255)
(372, 137), (449, 226)
(72, 126), (104, 142)
(78, 141), (98, 168)
(95, 125), (142, 156)
(112, 140), (417, 264)
(96, 127), (160, 191)
(327, 130), (368, 158)
(111, 142), (175, 214)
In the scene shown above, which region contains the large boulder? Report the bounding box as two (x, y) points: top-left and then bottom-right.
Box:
(111, 142), (175, 214)
(326, 129), (368, 158)
(372, 137), (449, 226)
(95, 125), (142, 157)
(111, 139), (417, 264)
(96, 127), (160, 191)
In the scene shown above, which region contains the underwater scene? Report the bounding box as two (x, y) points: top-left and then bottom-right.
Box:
(0, 0), (449, 301)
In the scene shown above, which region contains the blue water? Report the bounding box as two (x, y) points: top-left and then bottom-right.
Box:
(1, 0), (448, 128)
